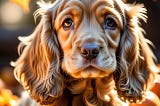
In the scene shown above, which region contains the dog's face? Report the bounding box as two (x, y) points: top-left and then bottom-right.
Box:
(55, 0), (123, 78)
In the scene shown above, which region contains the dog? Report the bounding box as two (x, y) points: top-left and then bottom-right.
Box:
(12, 0), (159, 106)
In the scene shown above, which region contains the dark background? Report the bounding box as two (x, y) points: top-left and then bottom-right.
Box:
(0, 0), (159, 96)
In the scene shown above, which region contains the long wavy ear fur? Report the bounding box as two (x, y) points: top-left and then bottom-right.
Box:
(12, 1), (63, 105)
(114, 4), (159, 103)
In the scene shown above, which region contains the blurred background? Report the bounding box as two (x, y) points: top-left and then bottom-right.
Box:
(0, 0), (159, 105)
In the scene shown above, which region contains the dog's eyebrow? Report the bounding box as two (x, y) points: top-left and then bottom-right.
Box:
(92, 0), (114, 12)
(63, 0), (87, 12)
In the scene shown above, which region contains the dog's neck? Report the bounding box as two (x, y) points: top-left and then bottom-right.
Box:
(65, 74), (115, 102)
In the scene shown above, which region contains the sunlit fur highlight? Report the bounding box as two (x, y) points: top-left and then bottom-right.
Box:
(12, 0), (159, 106)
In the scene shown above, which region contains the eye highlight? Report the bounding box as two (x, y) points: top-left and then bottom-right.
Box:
(62, 18), (74, 30)
(104, 17), (117, 30)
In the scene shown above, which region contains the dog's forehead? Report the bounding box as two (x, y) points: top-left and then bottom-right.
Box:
(59, 0), (124, 15)
(63, 0), (114, 8)
(79, 0), (114, 7)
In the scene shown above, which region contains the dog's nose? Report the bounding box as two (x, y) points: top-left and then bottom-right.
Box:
(80, 43), (99, 60)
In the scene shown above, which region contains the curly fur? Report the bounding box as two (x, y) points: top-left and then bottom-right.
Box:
(12, 0), (159, 106)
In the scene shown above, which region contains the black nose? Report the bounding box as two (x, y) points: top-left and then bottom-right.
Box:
(80, 43), (99, 60)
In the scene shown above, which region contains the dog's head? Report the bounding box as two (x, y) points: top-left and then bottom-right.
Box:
(13, 0), (158, 105)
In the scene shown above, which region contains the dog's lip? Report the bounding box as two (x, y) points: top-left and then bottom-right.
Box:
(80, 64), (105, 72)
(74, 65), (111, 78)
(69, 64), (114, 78)
(84, 66), (97, 71)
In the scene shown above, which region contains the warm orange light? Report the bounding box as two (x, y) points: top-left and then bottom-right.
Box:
(10, 0), (31, 13)
(0, 89), (18, 106)
(122, 0), (126, 3)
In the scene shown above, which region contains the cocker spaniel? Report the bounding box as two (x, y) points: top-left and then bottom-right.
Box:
(13, 0), (159, 106)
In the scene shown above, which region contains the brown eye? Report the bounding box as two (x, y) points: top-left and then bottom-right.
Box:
(104, 17), (117, 30)
(62, 18), (74, 30)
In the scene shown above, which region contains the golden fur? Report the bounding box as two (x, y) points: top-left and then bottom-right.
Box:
(12, 0), (159, 106)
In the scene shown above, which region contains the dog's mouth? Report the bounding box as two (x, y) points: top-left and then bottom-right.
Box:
(72, 65), (112, 78)
(83, 64), (105, 72)
(82, 66), (99, 74)
(84, 66), (97, 71)
(66, 56), (116, 78)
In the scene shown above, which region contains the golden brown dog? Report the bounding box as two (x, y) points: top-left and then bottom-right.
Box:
(13, 0), (159, 106)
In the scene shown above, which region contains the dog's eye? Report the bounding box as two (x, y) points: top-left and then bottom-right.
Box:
(104, 17), (117, 30)
(62, 18), (74, 30)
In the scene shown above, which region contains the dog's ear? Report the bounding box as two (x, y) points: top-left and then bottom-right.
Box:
(12, 1), (64, 105)
(114, 4), (159, 103)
